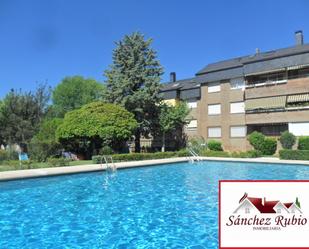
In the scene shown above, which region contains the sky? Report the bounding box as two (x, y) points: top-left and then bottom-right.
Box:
(0, 0), (308, 97)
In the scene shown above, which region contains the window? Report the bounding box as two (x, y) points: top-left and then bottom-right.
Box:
(247, 124), (288, 136)
(245, 208), (250, 214)
(208, 104), (221, 115)
(208, 82), (221, 93)
(230, 102), (245, 114)
(289, 122), (309, 136)
(187, 100), (197, 109)
(247, 71), (286, 85)
(208, 127), (221, 138)
(187, 120), (197, 130)
(230, 78), (245, 90)
(277, 208), (281, 214)
(230, 126), (247, 138)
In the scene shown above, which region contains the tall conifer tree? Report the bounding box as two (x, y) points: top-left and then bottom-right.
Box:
(104, 32), (164, 152)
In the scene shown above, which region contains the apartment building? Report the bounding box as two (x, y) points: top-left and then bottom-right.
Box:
(161, 31), (309, 151)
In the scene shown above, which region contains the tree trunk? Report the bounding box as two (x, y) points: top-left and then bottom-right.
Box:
(134, 131), (141, 153)
(161, 132), (165, 152)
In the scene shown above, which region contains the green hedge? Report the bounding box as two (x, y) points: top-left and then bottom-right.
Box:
(279, 150), (309, 160)
(298, 137), (309, 150)
(201, 150), (230, 157)
(230, 150), (262, 158)
(92, 151), (183, 164)
(207, 140), (223, 151)
(47, 157), (71, 167)
(279, 131), (296, 149)
(248, 132), (277, 155)
(261, 138), (277, 155)
(92, 148), (263, 163)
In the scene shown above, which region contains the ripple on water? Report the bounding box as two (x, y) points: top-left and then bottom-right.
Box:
(0, 161), (308, 248)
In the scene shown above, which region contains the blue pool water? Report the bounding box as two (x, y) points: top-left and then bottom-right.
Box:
(1, 161), (309, 249)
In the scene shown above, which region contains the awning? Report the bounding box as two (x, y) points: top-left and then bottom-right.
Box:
(287, 64), (309, 70)
(245, 67), (286, 77)
(287, 93), (309, 103)
(245, 96), (286, 111)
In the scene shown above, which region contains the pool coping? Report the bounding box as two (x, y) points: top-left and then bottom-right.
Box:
(1, 156), (309, 181)
(0, 157), (189, 181)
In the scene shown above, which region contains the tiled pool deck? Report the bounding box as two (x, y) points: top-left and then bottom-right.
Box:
(1, 157), (309, 181)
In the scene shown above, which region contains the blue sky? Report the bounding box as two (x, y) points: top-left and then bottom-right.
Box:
(0, 0), (308, 97)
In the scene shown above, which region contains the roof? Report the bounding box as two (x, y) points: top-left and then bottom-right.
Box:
(196, 43), (309, 75)
(284, 203), (293, 208)
(246, 196), (295, 213)
(160, 77), (199, 92)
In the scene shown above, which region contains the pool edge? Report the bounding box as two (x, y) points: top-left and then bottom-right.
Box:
(1, 156), (309, 182)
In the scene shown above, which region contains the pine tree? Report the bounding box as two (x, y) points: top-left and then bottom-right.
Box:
(104, 32), (164, 152)
(296, 197), (301, 208)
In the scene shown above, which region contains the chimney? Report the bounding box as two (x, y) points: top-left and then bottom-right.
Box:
(262, 197), (266, 206)
(295, 30), (304, 46)
(170, 72), (176, 82)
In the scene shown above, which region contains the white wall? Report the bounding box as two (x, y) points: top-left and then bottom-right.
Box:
(289, 122), (309, 136)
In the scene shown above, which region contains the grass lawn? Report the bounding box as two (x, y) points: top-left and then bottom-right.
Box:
(0, 160), (93, 172)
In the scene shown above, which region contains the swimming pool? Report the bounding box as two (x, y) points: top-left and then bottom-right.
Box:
(1, 161), (309, 248)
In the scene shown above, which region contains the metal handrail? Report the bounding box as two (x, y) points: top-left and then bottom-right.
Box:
(101, 155), (117, 172)
(187, 147), (201, 162)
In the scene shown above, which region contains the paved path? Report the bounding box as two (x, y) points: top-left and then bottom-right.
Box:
(0, 156), (308, 181)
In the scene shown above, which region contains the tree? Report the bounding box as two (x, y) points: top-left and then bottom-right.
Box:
(296, 197), (301, 209)
(0, 84), (51, 145)
(104, 32), (164, 152)
(159, 102), (189, 152)
(56, 102), (137, 158)
(52, 76), (105, 117)
(28, 118), (63, 161)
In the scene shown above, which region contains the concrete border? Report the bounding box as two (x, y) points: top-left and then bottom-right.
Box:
(0, 157), (189, 182)
(199, 156), (309, 166)
(1, 156), (309, 182)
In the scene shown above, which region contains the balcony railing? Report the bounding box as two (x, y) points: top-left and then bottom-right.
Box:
(245, 73), (309, 88)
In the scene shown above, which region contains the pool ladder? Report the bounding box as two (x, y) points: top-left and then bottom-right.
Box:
(187, 147), (201, 163)
(101, 155), (117, 172)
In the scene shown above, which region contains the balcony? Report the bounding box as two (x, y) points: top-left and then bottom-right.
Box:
(245, 67), (309, 99)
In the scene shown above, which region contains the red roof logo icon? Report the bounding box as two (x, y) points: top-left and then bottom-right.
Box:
(234, 193), (302, 214)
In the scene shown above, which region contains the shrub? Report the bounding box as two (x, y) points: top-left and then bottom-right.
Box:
(298, 136), (309, 150)
(248, 132), (277, 155)
(200, 150), (230, 157)
(99, 146), (114, 155)
(279, 131), (296, 149)
(28, 139), (62, 162)
(0, 150), (8, 161)
(0, 149), (19, 162)
(230, 150), (262, 158)
(176, 149), (190, 157)
(92, 152), (179, 164)
(248, 131), (265, 151)
(47, 157), (71, 167)
(260, 138), (277, 155)
(279, 150), (309, 160)
(207, 140), (223, 151)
